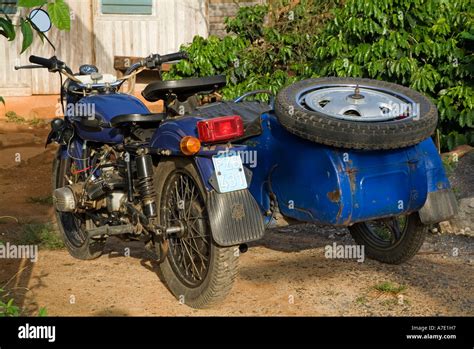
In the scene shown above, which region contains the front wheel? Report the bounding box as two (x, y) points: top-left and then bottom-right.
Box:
(348, 213), (427, 264)
(52, 150), (105, 260)
(154, 158), (239, 308)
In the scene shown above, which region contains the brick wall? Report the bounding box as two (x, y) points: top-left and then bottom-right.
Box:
(208, 0), (266, 37)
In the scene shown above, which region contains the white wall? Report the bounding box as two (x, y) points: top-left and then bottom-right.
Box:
(0, 0), (209, 96)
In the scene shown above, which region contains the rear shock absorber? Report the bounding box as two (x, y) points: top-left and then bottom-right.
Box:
(135, 154), (157, 218)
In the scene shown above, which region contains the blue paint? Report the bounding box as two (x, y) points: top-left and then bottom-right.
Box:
(70, 94), (149, 144)
(242, 113), (448, 226)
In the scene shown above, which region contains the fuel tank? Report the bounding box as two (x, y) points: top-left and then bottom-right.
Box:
(70, 94), (150, 143)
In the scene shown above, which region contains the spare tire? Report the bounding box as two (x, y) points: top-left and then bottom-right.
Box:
(275, 77), (438, 150)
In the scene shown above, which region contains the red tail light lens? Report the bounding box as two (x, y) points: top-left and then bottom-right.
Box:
(197, 116), (244, 143)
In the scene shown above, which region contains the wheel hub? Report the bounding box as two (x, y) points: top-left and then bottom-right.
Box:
(300, 84), (417, 122)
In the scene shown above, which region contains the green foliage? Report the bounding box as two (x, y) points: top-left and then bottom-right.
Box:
(0, 17), (15, 40)
(38, 307), (48, 317)
(166, 0), (473, 150)
(165, 0), (337, 100)
(0, 289), (20, 317)
(0, 288), (48, 316)
(224, 4), (268, 41)
(18, 0), (48, 6)
(5, 110), (26, 123)
(48, 0), (70, 30)
(20, 18), (33, 53)
(5, 111), (46, 126)
(19, 223), (64, 250)
(373, 281), (407, 294)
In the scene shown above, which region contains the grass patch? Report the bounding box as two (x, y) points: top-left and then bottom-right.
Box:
(18, 223), (64, 250)
(373, 281), (407, 295)
(27, 196), (53, 206)
(5, 111), (25, 124)
(5, 111), (46, 127)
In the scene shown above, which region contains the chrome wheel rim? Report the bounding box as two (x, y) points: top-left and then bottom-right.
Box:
(298, 84), (418, 122)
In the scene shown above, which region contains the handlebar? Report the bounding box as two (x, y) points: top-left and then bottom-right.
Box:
(29, 55), (56, 70)
(158, 51), (188, 64)
(125, 51), (188, 74)
(26, 51), (188, 89)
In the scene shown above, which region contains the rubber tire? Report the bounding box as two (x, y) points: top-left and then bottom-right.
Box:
(275, 77), (438, 150)
(348, 213), (427, 264)
(52, 149), (105, 260)
(154, 158), (239, 308)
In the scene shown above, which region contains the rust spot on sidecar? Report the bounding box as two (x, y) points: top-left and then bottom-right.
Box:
(347, 169), (357, 193)
(327, 189), (341, 203)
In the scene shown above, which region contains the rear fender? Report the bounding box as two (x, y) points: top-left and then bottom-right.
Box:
(151, 116), (265, 246)
(418, 139), (458, 224)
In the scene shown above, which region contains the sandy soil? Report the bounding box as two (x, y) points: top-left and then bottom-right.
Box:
(0, 123), (473, 316)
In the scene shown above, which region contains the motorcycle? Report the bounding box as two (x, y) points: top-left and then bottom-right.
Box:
(16, 12), (457, 308)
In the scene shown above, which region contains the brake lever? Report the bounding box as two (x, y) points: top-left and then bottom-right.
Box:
(14, 64), (47, 70)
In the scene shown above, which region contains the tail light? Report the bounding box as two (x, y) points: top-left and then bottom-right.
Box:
(197, 116), (244, 143)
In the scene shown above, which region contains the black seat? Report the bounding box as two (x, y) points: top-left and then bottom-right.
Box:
(110, 113), (166, 127)
(142, 75), (226, 102)
(191, 101), (272, 140)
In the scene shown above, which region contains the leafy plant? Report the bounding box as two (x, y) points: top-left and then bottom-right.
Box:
(166, 0), (473, 150)
(0, 289), (20, 317)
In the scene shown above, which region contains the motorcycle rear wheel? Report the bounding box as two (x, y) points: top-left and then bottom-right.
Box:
(154, 158), (239, 308)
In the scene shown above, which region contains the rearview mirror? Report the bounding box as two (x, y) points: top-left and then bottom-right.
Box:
(29, 8), (52, 33)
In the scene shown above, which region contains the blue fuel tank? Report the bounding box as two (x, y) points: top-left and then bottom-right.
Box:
(70, 94), (150, 143)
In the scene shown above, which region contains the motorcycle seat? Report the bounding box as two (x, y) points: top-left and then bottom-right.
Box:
(191, 101), (272, 140)
(110, 113), (166, 127)
(142, 75), (226, 102)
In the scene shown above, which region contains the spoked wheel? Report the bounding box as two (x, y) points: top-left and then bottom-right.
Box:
(275, 77), (438, 150)
(348, 213), (427, 264)
(165, 171), (211, 287)
(52, 150), (105, 260)
(154, 158), (239, 308)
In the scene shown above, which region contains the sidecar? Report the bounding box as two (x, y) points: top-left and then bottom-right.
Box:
(165, 77), (458, 265)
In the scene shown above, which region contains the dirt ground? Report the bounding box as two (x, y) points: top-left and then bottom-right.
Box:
(0, 120), (473, 316)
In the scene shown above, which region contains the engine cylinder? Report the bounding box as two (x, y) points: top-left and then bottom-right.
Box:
(53, 186), (76, 212)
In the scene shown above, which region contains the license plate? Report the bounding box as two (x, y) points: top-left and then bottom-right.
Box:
(212, 152), (247, 193)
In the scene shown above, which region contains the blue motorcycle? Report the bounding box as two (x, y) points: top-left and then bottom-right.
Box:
(18, 46), (457, 308)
